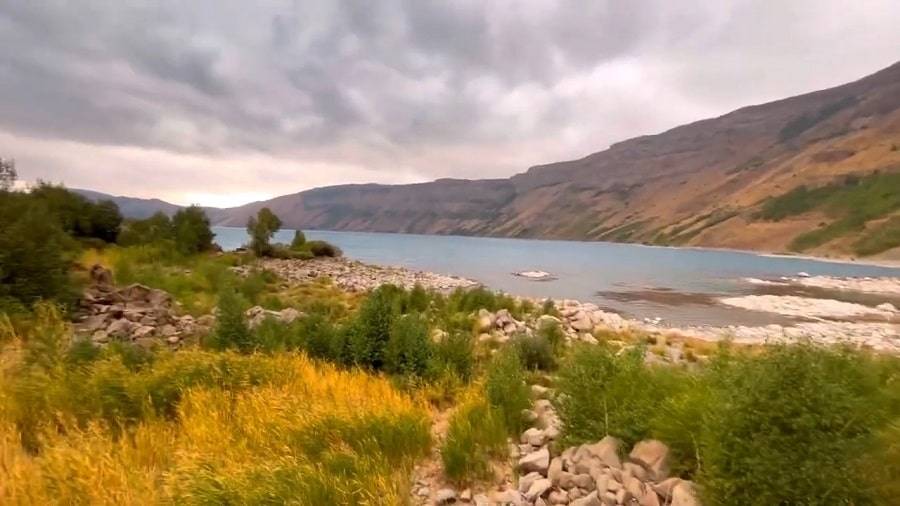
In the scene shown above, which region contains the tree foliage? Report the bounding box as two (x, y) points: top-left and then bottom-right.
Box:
(247, 207), (282, 256)
(172, 205), (215, 254)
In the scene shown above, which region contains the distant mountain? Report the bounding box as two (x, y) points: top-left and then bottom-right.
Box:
(73, 189), (183, 219)
(212, 61), (900, 259)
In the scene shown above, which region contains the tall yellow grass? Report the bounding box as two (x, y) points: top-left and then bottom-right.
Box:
(0, 351), (430, 505)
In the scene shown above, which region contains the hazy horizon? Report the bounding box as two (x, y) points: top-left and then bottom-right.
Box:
(2, 1), (899, 207)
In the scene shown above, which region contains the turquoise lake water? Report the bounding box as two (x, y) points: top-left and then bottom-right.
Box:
(213, 227), (900, 326)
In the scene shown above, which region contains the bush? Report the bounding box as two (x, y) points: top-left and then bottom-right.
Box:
(512, 333), (556, 371)
(441, 391), (508, 483)
(290, 230), (307, 249)
(348, 285), (405, 369)
(430, 331), (475, 382)
(29, 182), (122, 242)
(305, 240), (341, 257)
(384, 313), (432, 377)
(695, 345), (891, 505)
(484, 349), (531, 436)
(555, 344), (680, 447)
(208, 288), (254, 352)
(0, 194), (77, 307)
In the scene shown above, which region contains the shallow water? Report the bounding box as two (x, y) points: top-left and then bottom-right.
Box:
(213, 227), (900, 326)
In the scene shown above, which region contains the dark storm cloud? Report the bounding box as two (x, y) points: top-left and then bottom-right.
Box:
(0, 1), (898, 205)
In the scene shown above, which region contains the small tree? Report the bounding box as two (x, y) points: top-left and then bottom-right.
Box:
(210, 288), (253, 352)
(172, 205), (214, 254)
(247, 207), (282, 256)
(0, 158), (16, 191)
(290, 230), (307, 250)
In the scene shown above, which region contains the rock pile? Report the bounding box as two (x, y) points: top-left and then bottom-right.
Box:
(73, 265), (212, 346)
(509, 393), (700, 506)
(245, 305), (303, 328)
(241, 257), (478, 293)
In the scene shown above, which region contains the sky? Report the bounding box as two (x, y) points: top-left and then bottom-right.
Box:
(1, 1), (899, 208)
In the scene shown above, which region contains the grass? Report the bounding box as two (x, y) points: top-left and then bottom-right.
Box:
(0, 342), (430, 504)
(441, 390), (508, 484)
(756, 171), (900, 253)
(853, 215), (900, 256)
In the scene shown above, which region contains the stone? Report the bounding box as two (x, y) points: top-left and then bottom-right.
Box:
(521, 427), (547, 446)
(543, 424), (561, 441)
(548, 489), (569, 504)
(548, 457), (564, 485)
(160, 324), (178, 337)
(197, 314), (216, 327)
(472, 493), (490, 506)
(571, 474), (594, 491)
(570, 311), (593, 331)
(599, 492), (617, 506)
(519, 472), (543, 493)
(435, 488), (457, 504)
(107, 319), (134, 338)
(416, 487), (430, 497)
(569, 491), (602, 506)
(535, 499), (548, 506)
(623, 476), (659, 506)
(522, 409), (539, 424)
(279, 307), (301, 323)
(629, 440), (670, 481)
(651, 477), (682, 500)
(526, 479), (553, 501)
(166, 335), (181, 345)
(557, 471), (576, 489)
(91, 330), (109, 344)
(132, 325), (155, 339)
(491, 489), (524, 505)
(459, 489), (472, 502)
(475, 309), (494, 332)
(519, 447), (550, 474)
(89, 264), (114, 286)
(531, 384), (550, 398)
(670, 481), (700, 506)
(581, 436), (622, 469)
(623, 462), (649, 481)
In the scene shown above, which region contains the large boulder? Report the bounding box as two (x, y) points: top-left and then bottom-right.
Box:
(519, 447), (550, 474)
(628, 440), (670, 481)
(670, 481), (700, 506)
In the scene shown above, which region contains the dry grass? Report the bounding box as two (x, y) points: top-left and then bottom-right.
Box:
(0, 350), (430, 505)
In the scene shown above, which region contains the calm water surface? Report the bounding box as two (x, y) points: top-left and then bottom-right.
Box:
(213, 227), (900, 326)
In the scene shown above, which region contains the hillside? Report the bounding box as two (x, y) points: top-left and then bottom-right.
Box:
(74, 189), (183, 219)
(211, 61), (900, 258)
(89, 62), (900, 258)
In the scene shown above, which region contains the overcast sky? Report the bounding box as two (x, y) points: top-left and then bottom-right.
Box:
(1, 1), (898, 207)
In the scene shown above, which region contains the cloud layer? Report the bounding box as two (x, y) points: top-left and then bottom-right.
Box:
(1, 1), (898, 206)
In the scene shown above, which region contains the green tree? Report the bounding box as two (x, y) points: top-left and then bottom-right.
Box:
(209, 288), (253, 352)
(385, 313), (432, 377)
(172, 205), (214, 254)
(117, 212), (174, 246)
(247, 207), (282, 256)
(89, 200), (123, 243)
(0, 194), (74, 307)
(290, 230), (306, 250)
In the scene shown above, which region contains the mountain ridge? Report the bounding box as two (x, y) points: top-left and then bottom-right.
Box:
(81, 61), (900, 258)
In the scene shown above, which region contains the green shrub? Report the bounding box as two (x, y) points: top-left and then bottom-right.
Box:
(297, 313), (339, 360)
(385, 313), (433, 377)
(290, 230), (307, 249)
(208, 288), (254, 352)
(555, 344), (678, 447)
(441, 393), (507, 483)
(29, 182), (122, 242)
(696, 345), (890, 505)
(348, 285), (405, 369)
(306, 240), (341, 257)
(484, 349), (530, 435)
(430, 331), (475, 382)
(512, 333), (556, 371)
(0, 194), (77, 307)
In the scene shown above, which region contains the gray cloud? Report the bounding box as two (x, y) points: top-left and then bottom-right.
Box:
(0, 0), (898, 205)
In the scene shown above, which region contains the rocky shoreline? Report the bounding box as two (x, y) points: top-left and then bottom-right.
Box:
(255, 257), (900, 354)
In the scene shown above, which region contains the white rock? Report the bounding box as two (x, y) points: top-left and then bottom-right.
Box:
(519, 447), (550, 474)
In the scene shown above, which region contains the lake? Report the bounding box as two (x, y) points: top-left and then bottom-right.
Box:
(213, 227), (900, 326)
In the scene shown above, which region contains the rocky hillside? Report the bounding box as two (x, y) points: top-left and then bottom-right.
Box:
(212, 61), (900, 259)
(88, 62), (900, 258)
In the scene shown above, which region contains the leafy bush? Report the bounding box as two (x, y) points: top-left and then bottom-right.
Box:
(348, 285), (406, 369)
(430, 331), (476, 382)
(512, 333), (556, 371)
(384, 313), (432, 377)
(290, 230), (307, 249)
(695, 345), (891, 505)
(484, 349), (531, 436)
(305, 240), (341, 257)
(555, 344), (682, 447)
(208, 288), (253, 352)
(441, 391), (508, 484)
(29, 182), (123, 243)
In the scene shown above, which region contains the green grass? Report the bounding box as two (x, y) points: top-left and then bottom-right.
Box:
(441, 392), (508, 484)
(853, 215), (900, 256)
(756, 171), (900, 252)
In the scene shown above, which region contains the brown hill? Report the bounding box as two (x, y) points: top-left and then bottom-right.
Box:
(214, 62), (900, 258)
